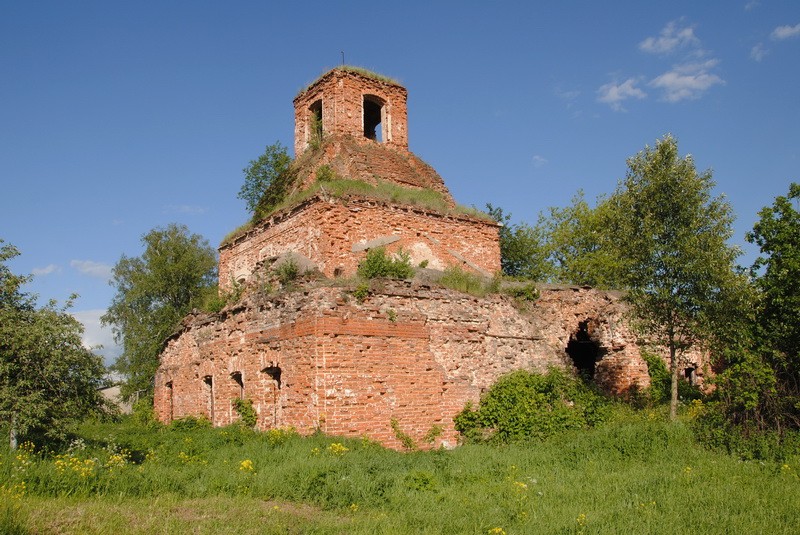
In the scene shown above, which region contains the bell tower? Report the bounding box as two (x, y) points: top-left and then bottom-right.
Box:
(293, 67), (409, 156)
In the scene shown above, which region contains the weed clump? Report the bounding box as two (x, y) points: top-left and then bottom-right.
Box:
(357, 247), (414, 280)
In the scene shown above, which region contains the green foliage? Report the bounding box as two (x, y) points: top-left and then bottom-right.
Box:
(439, 265), (492, 297)
(239, 141), (295, 218)
(501, 281), (540, 302)
(641, 351), (671, 404)
(486, 203), (551, 280)
(274, 259), (300, 287)
(315, 164), (336, 182)
(743, 182), (800, 430)
(612, 135), (743, 419)
(538, 191), (625, 288)
(390, 418), (417, 450)
(232, 399), (258, 428)
(454, 368), (610, 444)
(103, 224), (217, 400)
(0, 240), (108, 447)
(169, 415), (212, 431)
(4, 416), (800, 533)
(422, 425), (443, 445)
(352, 283), (370, 302)
(357, 247), (414, 280)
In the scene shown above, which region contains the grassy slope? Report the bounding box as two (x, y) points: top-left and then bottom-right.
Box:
(3, 411), (799, 534)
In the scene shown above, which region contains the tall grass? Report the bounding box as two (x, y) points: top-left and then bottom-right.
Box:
(2, 410), (798, 534)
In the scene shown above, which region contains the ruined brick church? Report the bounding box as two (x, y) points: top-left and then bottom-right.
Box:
(154, 68), (693, 448)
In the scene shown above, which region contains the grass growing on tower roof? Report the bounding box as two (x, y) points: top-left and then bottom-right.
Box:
(298, 65), (401, 96)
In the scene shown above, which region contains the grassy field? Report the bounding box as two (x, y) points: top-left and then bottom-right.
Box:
(2, 409), (798, 534)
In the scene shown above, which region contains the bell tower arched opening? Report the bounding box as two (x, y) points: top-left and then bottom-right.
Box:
(363, 94), (385, 142)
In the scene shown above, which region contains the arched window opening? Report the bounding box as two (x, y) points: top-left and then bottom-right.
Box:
(231, 371), (244, 399)
(309, 99), (323, 145)
(202, 375), (214, 424)
(262, 366), (282, 389)
(566, 321), (603, 381)
(684, 367), (697, 386)
(363, 95), (385, 142)
(165, 381), (174, 422)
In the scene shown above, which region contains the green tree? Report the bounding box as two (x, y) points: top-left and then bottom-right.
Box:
(486, 204), (551, 280)
(239, 141), (294, 218)
(613, 135), (742, 419)
(539, 191), (623, 288)
(742, 182), (800, 429)
(102, 224), (217, 400)
(0, 240), (107, 448)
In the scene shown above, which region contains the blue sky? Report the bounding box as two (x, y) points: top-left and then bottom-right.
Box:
(2, 1), (798, 364)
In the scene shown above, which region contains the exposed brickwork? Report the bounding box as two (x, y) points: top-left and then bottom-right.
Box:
(154, 282), (652, 449)
(218, 194), (500, 291)
(294, 68), (408, 156)
(291, 135), (455, 205)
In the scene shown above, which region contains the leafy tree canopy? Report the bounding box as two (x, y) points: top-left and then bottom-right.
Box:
(486, 203), (551, 281)
(612, 135), (744, 419)
(239, 141), (294, 219)
(0, 240), (107, 447)
(102, 224), (217, 400)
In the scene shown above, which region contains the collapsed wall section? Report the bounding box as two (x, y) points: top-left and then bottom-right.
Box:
(155, 282), (650, 449)
(219, 196), (500, 292)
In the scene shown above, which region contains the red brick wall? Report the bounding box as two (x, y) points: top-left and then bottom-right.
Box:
(294, 68), (409, 156)
(218, 195), (501, 292)
(155, 282), (652, 449)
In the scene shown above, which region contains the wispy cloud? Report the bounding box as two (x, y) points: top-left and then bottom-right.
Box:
(32, 264), (60, 276)
(639, 20), (700, 54)
(771, 23), (800, 41)
(597, 78), (646, 111)
(71, 259), (113, 279)
(650, 60), (725, 102)
(744, 0), (760, 11)
(71, 309), (121, 365)
(163, 204), (208, 215)
(531, 155), (548, 168)
(750, 43), (768, 61)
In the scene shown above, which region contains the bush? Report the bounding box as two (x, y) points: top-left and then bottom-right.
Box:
(357, 247), (414, 280)
(454, 368), (610, 444)
(232, 399), (258, 428)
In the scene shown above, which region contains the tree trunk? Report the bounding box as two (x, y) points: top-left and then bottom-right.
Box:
(10, 414), (18, 450)
(669, 342), (679, 421)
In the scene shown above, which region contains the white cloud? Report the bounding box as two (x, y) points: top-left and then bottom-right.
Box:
(639, 21), (700, 54)
(745, 1), (760, 11)
(70, 259), (113, 279)
(532, 155), (548, 167)
(771, 23), (800, 40)
(71, 309), (121, 366)
(649, 60), (725, 102)
(597, 78), (646, 111)
(750, 43), (768, 61)
(31, 264), (60, 276)
(163, 204), (208, 215)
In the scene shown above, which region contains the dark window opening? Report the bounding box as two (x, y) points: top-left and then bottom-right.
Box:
(684, 367), (697, 386)
(309, 100), (323, 144)
(202, 375), (214, 424)
(262, 366), (282, 389)
(231, 371), (244, 398)
(166, 381), (173, 422)
(566, 321), (602, 381)
(363, 95), (384, 142)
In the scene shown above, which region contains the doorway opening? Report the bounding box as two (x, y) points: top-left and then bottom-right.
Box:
(566, 321), (603, 381)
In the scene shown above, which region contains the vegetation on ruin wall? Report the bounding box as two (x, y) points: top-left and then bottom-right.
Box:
(2, 407), (798, 534)
(297, 65), (401, 96)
